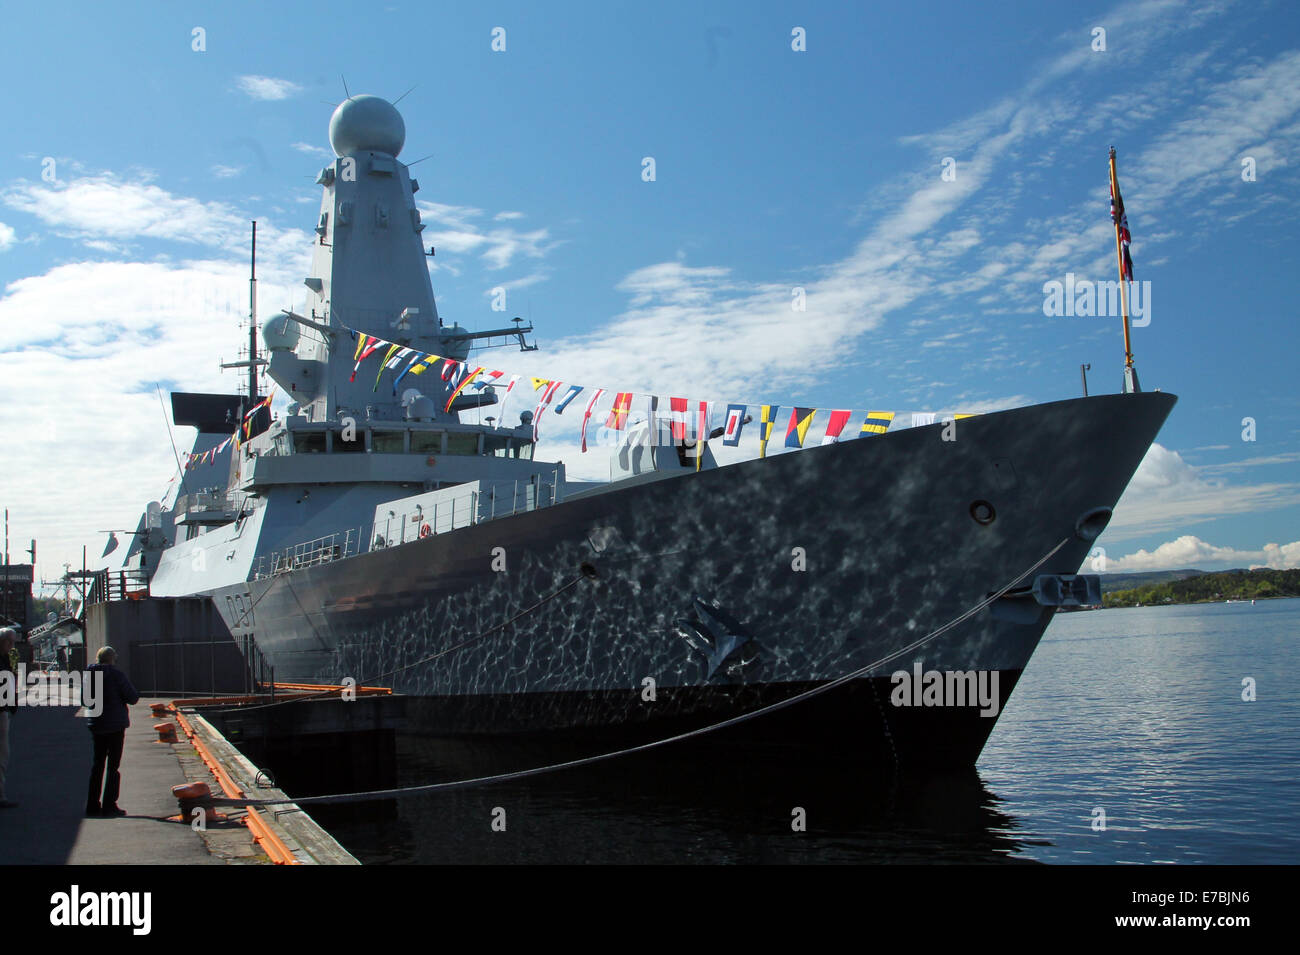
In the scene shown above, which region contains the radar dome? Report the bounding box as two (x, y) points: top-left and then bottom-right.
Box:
(439, 324), (472, 361)
(402, 389), (437, 421)
(262, 315), (300, 351)
(329, 95), (405, 157)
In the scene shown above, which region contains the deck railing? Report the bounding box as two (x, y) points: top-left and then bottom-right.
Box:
(86, 568), (152, 605)
(251, 471), (560, 580)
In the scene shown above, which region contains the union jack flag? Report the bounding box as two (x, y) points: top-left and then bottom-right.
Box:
(1110, 177), (1134, 282)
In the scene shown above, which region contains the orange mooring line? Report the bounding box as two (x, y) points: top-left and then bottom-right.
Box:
(169, 704), (301, 866)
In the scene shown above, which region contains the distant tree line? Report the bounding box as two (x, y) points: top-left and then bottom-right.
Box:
(1103, 569), (1300, 607)
(32, 597), (75, 619)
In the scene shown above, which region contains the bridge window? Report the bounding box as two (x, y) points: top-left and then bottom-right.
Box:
(332, 429), (365, 452)
(372, 430), (405, 453)
(446, 433), (479, 455)
(411, 431), (442, 454)
(293, 432), (326, 454)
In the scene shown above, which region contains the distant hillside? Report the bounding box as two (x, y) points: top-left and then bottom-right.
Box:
(1098, 569), (1206, 593)
(1103, 569), (1300, 607)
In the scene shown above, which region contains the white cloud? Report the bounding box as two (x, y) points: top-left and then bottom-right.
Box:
(235, 75), (303, 101)
(1103, 443), (1300, 542)
(3, 175), (240, 246)
(291, 142), (333, 159)
(0, 257), (308, 572)
(211, 164), (245, 179)
(0, 171), (317, 572)
(418, 201), (555, 272)
(0, 221), (14, 250)
(1104, 535), (1300, 572)
(1198, 451), (1300, 473)
(482, 271), (550, 295)
(1133, 49), (1300, 211)
(1, 173), (311, 264)
(505, 1), (1300, 414)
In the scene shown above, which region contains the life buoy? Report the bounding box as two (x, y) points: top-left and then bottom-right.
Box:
(419, 523), (432, 538)
(426, 456), (437, 467)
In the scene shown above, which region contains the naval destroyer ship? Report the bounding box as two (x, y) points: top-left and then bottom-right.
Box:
(97, 95), (1175, 765)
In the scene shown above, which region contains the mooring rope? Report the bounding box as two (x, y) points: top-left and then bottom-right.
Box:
(206, 535), (1071, 809)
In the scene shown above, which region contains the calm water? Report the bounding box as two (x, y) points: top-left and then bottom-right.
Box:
(313, 598), (1300, 864)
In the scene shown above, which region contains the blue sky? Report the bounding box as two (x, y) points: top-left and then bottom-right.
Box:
(1, 0), (1298, 581)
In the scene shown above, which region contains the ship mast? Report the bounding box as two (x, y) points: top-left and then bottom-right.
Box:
(1108, 148), (1141, 394)
(220, 221), (266, 409)
(249, 220), (259, 404)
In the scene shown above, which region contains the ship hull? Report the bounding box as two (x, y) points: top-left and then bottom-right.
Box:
(394, 669), (1027, 767)
(203, 392), (1174, 764)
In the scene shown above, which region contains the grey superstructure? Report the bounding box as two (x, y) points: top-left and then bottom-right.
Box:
(97, 95), (1176, 765)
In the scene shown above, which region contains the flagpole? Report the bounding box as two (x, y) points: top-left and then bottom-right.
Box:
(1108, 147), (1140, 393)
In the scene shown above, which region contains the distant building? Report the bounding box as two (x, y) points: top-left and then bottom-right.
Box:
(0, 563), (35, 632)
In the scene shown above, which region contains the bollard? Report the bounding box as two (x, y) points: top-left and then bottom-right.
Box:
(150, 703), (170, 718)
(172, 781), (216, 824)
(154, 722), (178, 743)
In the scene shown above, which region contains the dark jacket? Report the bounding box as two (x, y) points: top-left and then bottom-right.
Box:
(87, 663), (139, 734)
(2, 648), (16, 715)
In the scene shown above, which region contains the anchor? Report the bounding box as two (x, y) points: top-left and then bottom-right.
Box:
(674, 596), (759, 680)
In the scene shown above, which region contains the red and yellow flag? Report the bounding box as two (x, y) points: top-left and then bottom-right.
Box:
(605, 392), (633, 430)
(444, 366), (484, 412)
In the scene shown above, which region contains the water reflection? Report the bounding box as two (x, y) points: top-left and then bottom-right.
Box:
(313, 737), (1046, 864)
(308, 600), (1300, 864)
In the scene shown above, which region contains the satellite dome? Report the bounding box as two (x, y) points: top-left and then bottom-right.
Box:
(439, 324), (472, 361)
(329, 95), (405, 157)
(402, 390), (437, 421)
(262, 315), (300, 351)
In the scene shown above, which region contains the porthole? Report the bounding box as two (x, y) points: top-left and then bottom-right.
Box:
(970, 500), (996, 525)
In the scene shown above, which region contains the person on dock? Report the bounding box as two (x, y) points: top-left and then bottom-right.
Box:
(86, 646), (139, 817)
(0, 628), (17, 809)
